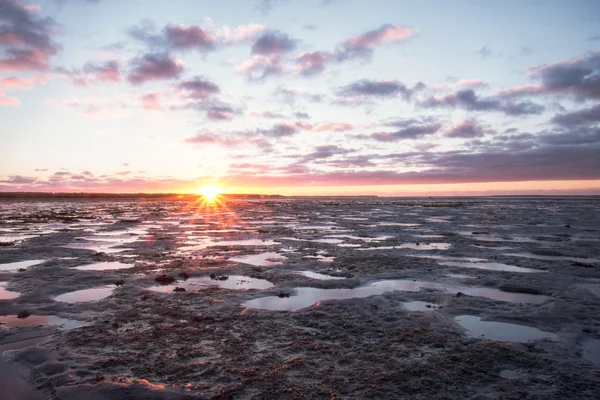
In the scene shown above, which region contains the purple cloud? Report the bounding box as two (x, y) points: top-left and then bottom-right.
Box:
(337, 79), (422, 99)
(177, 77), (220, 99)
(421, 89), (545, 116)
(251, 30), (297, 55)
(551, 104), (600, 126)
(127, 53), (183, 84)
(370, 120), (442, 141)
(129, 20), (216, 52)
(445, 120), (485, 138)
(294, 51), (329, 76)
(0, 0), (62, 72)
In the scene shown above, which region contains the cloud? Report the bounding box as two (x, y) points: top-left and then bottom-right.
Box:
(337, 79), (422, 100)
(301, 145), (352, 161)
(0, 88), (19, 105)
(312, 122), (355, 132)
(445, 120), (485, 138)
(251, 30), (297, 55)
(474, 45), (491, 58)
(127, 53), (183, 84)
(294, 51), (329, 76)
(420, 89), (545, 116)
(551, 104), (600, 126)
(250, 109), (286, 118)
(0, 175), (37, 184)
(216, 24), (266, 43)
(336, 24), (417, 61)
(0, 74), (48, 89)
(205, 104), (237, 120)
(56, 59), (122, 85)
(0, 0), (62, 72)
(236, 54), (283, 80)
(539, 126), (600, 146)
(498, 51), (600, 101)
(129, 20), (216, 52)
(370, 119), (442, 141)
(141, 92), (162, 110)
(177, 77), (220, 99)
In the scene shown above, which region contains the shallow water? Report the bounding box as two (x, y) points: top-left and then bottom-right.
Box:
(504, 252), (599, 263)
(455, 315), (557, 342)
(73, 261), (134, 271)
(402, 301), (437, 312)
(243, 279), (548, 311)
(0, 315), (84, 329)
(298, 271), (346, 280)
(148, 275), (274, 293)
(0, 259), (45, 271)
(0, 282), (19, 300)
(54, 285), (115, 303)
(230, 252), (287, 266)
(438, 261), (544, 273)
(582, 340), (600, 365)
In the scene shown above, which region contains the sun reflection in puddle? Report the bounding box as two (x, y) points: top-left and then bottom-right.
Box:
(230, 252), (287, 266)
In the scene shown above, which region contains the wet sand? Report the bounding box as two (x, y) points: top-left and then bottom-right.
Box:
(1, 196), (599, 398)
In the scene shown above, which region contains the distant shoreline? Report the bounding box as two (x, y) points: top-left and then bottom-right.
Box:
(0, 192), (598, 199)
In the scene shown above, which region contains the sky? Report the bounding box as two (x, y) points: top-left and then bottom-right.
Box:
(1, 0), (600, 196)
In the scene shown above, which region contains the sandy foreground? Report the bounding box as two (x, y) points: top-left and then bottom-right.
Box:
(0, 196), (599, 399)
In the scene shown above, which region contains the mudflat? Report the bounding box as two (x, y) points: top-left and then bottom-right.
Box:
(1, 196), (599, 399)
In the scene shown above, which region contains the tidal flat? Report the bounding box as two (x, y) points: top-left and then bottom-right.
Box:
(0, 196), (599, 399)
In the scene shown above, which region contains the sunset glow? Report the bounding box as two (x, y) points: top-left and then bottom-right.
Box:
(1, 0), (600, 196)
(196, 185), (223, 202)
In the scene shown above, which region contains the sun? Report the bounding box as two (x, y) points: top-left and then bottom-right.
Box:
(196, 185), (222, 202)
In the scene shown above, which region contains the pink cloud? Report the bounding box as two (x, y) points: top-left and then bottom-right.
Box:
(495, 84), (545, 98)
(236, 54), (282, 80)
(312, 123), (355, 132)
(217, 24), (267, 42)
(0, 1), (61, 72)
(337, 24), (418, 60)
(141, 92), (163, 110)
(294, 51), (329, 76)
(0, 74), (48, 89)
(183, 133), (244, 147)
(0, 89), (20, 106)
(23, 4), (41, 12)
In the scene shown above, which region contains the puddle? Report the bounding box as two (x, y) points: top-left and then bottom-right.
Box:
(0, 259), (45, 271)
(470, 245), (514, 251)
(303, 255), (335, 262)
(338, 243), (363, 248)
(455, 315), (557, 342)
(73, 261), (134, 271)
(358, 243), (451, 251)
(311, 238), (345, 244)
(54, 285), (115, 303)
(0, 282), (19, 300)
(244, 278), (548, 311)
(180, 239), (280, 251)
(457, 287), (549, 304)
(327, 234), (393, 242)
(446, 273), (474, 279)
(582, 340), (600, 366)
(230, 252), (287, 266)
(413, 234), (447, 239)
(148, 275), (274, 293)
(438, 261), (544, 273)
(500, 369), (523, 379)
(0, 315), (84, 329)
(402, 301), (437, 312)
(377, 222), (421, 227)
(504, 252), (599, 263)
(62, 242), (133, 254)
(412, 255), (487, 262)
(425, 217), (452, 223)
(298, 271), (345, 280)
